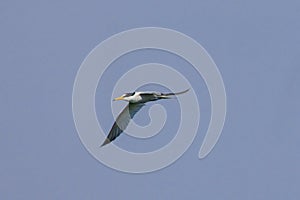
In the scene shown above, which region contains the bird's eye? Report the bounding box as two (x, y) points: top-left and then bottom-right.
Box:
(131, 92), (135, 96)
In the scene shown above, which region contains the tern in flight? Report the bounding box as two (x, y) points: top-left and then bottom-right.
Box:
(100, 89), (189, 147)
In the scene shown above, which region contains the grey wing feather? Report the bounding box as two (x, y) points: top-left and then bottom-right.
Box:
(138, 89), (190, 102)
(140, 89), (189, 97)
(141, 88), (190, 100)
(101, 103), (144, 146)
(161, 88), (190, 96)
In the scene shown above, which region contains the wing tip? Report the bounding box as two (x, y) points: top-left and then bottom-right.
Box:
(100, 138), (111, 147)
(180, 88), (190, 94)
(164, 88), (190, 96)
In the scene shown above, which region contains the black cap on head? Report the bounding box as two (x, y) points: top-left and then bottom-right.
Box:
(123, 92), (135, 97)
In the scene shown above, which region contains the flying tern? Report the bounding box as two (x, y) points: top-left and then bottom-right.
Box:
(101, 89), (189, 147)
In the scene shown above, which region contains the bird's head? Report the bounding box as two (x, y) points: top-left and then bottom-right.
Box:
(113, 92), (136, 102)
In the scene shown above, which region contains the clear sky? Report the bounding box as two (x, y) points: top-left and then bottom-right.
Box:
(1, 0), (300, 199)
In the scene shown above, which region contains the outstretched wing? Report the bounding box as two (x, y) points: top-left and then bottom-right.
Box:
(101, 103), (145, 147)
(161, 88), (190, 96)
(140, 89), (190, 102)
(139, 88), (190, 101)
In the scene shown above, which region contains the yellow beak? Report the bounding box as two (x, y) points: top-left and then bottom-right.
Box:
(113, 96), (124, 101)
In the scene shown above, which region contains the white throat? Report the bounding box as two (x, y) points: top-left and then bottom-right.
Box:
(126, 93), (142, 103)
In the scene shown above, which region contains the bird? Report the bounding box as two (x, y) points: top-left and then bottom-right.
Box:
(100, 88), (190, 147)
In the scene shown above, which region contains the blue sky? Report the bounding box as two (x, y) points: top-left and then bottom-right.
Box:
(1, 1), (300, 199)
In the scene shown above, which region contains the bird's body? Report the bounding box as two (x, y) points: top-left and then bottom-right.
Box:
(101, 89), (189, 147)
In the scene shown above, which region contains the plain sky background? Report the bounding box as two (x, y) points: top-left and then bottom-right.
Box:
(1, 1), (300, 199)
